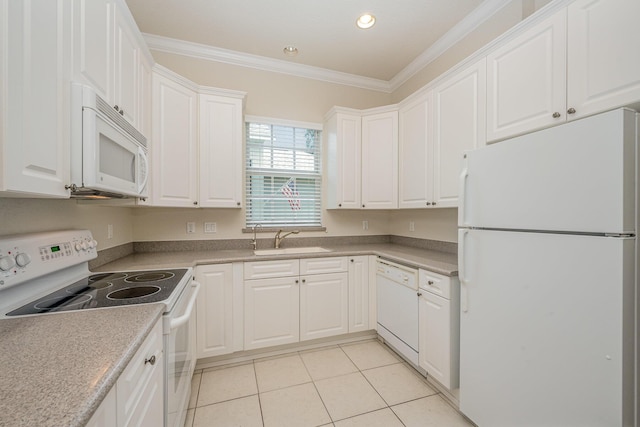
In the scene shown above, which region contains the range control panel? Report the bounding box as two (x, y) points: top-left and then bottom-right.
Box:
(0, 230), (97, 290)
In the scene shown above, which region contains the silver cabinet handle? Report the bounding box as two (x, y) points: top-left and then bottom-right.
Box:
(417, 292), (422, 297)
(567, 107), (576, 114)
(428, 280), (434, 285)
(552, 112), (561, 118)
(145, 355), (156, 366)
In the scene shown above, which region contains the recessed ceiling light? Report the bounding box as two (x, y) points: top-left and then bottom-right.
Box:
(283, 46), (299, 56)
(356, 13), (376, 29)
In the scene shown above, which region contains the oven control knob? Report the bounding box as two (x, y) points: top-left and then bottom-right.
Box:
(0, 255), (16, 271)
(15, 253), (31, 267)
(80, 242), (88, 251)
(88, 240), (98, 249)
(75, 243), (82, 252)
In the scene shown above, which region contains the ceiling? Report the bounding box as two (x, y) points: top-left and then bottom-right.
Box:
(125, 0), (510, 87)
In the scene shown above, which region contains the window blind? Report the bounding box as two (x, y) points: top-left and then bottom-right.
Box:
(245, 121), (322, 227)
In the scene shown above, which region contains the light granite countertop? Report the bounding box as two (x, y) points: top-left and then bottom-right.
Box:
(0, 304), (164, 427)
(95, 243), (459, 276)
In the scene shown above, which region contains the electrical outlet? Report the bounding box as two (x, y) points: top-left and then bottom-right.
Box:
(186, 222), (196, 234)
(362, 220), (369, 230)
(409, 221), (415, 232)
(107, 224), (113, 239)
(204, 222), (217, 233)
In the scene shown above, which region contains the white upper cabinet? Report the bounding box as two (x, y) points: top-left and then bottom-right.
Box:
(361, 108), (398, 209)
(398, 92), (433, 209)
(567, 0), (640, 119)
(487, 0), (640, 142)
(147, 67), (245, 207)
(72, 0), (146, 129)
(113, 4), (139, 126)
(151, 70), (199, 207)
(432, 59), (486, 207)
(198, 93), (244, 208)
(72, 0), (112, 101)
(325, 107), (397, 210)
(1, 0), (72, 198)
(487, 9), (567, 142)
(325, 108), (362, 209)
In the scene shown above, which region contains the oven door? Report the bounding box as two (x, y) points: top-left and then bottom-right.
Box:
(164, 280), (200, 427)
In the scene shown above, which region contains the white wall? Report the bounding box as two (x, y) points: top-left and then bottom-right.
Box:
(0, 198), (133, 249)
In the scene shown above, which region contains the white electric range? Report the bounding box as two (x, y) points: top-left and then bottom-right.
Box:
(0, 229), (199, 427)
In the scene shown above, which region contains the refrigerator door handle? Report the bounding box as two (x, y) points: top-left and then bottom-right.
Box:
(459, 229), (469, 312)
(458, 167), (469, 227)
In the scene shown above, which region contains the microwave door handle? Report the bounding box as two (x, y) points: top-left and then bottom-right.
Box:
(169, 281), (200, 331)
(137, 147), (149, 194)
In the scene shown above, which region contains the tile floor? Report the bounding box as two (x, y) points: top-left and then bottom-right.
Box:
(184, 339), (474, 427)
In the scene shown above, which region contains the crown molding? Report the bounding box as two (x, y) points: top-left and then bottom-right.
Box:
(388, 0), (512, 91)
(143, 0), (528, 94)
(144, 34), (392, 93)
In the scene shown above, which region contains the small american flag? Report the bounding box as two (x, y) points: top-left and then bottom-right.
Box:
(281, 178), (301, 211)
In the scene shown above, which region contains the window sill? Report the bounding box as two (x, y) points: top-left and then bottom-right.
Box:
(242, 226), (326, 233)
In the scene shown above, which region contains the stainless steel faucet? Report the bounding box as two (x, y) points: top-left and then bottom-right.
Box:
(250, 224), (262, 250)
(274, 229), (299, 248)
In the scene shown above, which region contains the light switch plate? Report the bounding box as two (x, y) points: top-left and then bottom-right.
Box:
(186, 222), (196, 234)
(204, 222), (217, 233)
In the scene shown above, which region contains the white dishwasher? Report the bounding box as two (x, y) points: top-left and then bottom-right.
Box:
(376, 258), (419, 366)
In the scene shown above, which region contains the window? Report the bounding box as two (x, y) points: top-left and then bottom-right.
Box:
(245, 118), (322, 228)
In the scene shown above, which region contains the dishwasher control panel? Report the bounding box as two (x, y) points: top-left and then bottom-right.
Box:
(376, 259), (417, 290)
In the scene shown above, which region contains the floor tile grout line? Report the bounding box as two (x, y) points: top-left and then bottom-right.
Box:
(252, 359), (266, 427)
(299, 349), (336, 424)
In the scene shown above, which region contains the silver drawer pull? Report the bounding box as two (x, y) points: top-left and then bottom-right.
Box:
(144, 355), (156, 366)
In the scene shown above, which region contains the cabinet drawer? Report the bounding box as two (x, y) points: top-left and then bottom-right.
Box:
(116, 320), (163, 427)
(244, 259), (300, 279)
(418, 269), (451, 300)
(300, 257), (348, 275)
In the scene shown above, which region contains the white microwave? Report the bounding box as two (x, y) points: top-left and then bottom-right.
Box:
(69, 83), (148, 199)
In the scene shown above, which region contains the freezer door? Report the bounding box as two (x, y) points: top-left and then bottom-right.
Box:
(459, 108), (636, 234)
(458, 229), (635, 427)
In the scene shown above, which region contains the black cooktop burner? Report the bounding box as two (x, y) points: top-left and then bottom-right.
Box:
(7, 269), (189, 316)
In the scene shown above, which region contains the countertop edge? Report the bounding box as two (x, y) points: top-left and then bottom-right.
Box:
(75, 304), (165, 426)
(96, 244), (459, 277)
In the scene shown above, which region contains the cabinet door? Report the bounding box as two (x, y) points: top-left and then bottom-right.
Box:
(244, 276), (299, 350)
(116, 320), (164, 427)
(419, 292), (452, 389)
(326, 112), (362, 209)
(361, 110), (398, 209)
(348, 256), (370, 333)
(300, 272), (348, 341)
(199, 95), (244, 208)
(486, 9), (567, 142)
(72, 0), (113, 101)
(113, 3), (139, 126)
(2, 0), (71, 197)
(196, 264), (234, 358)
(151, 72), (198, 207)
(567, 0), (640, 119)
(432, 59), (486, 207)
(398, 92), (433, 209)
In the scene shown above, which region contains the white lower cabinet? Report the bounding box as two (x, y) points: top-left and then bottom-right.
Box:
(244, 274), (300, 350)
(300, 272), (349, 341)
(116, 320), (164, 427)
(244, 257), (353, 350)
(195, 264), (235, 358)
(418, 269), (460, 390)
(88, 319), (164, 427)
(347, 256), (370, 332)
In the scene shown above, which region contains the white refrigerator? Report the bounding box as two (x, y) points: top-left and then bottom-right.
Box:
(458, 108), (638, 427)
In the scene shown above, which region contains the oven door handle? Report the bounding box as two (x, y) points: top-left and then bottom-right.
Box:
(170, 281), (200, 331)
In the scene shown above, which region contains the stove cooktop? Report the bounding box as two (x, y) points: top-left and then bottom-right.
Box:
(7, 269), (190, 316)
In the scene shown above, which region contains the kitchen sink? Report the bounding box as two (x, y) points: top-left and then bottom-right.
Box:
(254, 247), (332, 256)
